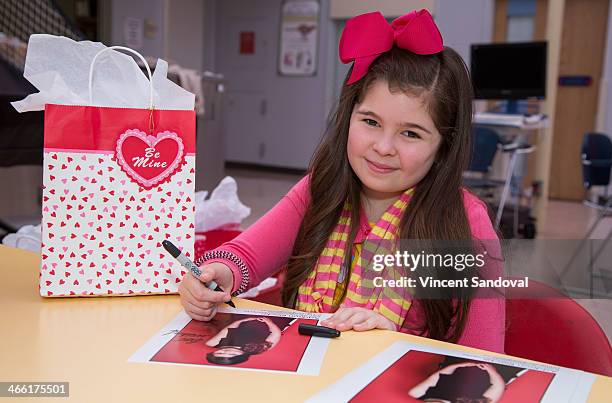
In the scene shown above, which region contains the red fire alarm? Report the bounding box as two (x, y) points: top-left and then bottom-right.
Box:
(240, 31), (255, 54)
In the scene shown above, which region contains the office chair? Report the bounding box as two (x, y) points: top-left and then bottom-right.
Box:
(463, 127), (504, 206)
(582, 132), (612, 210)
(464, 126), (536, 237)
(505, 278), (612, 377)
(466, 126), (501, 177)
(560, 133), (612, 297)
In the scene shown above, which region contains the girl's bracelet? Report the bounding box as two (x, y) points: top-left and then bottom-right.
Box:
(195, 250), (250, 296)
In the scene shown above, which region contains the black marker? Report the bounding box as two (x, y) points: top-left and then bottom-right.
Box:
(162, 239), (236, 308)
(298, 323), (341, 338)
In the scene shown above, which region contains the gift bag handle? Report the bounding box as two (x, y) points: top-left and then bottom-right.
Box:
(88, 46), (154, 109)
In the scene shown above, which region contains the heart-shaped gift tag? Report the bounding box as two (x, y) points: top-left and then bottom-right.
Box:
(115, 129), (185, 189)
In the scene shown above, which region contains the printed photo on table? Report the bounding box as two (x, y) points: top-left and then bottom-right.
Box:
(129, 308), (332, 375)
(307, 342), (596, 403)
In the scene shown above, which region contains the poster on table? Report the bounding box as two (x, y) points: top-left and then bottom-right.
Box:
(129, 308), (332, 375)
(307, 341), (596, 403)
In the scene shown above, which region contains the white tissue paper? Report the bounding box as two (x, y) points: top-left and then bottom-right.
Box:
(2, 224), (42, 252)
(11, 34), (195, 112)
(195, 177), (251, 232)
(237, 277), (278, 299)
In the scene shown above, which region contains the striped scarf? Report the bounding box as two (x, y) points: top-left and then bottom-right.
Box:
(295, 188), (414, 329)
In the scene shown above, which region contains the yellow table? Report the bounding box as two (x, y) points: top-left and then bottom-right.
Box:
(1, 245), (610, 402)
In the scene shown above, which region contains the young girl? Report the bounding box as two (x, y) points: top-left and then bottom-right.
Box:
(179, 10), (505, 353)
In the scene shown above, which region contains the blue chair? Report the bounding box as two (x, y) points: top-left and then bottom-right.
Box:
(562, 133), (612, 297)
(582, 132), (612, 207)
(464, 126), (502, 190)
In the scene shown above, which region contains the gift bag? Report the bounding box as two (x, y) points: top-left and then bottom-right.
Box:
(13, 37), (197, 296)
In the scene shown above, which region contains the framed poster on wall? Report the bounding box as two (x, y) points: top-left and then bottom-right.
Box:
(278, 0), (319, 76)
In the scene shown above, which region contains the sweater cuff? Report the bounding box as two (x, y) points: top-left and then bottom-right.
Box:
(195, 250), (250, 295)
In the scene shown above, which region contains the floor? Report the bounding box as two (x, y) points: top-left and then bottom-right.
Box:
(226, 167), (612, 343)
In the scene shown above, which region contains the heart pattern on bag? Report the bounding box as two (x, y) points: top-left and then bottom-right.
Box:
(115, 129), (185, 190)
(41, 151), (196, 297)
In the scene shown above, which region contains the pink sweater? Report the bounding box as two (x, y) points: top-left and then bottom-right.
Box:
(206, 176), (506, 353)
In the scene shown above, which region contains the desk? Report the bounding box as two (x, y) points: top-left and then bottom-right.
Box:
(473, 113), (549, 225)
(1, 245), (610, 402)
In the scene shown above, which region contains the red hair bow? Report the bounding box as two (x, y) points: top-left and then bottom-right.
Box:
(339, 9), (444, 85)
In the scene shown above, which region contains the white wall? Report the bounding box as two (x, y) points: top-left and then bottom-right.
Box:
(434, 0), (494, 66)
(202, 0), (217, 72)
(110, 0), (205, 71)
(330, 0), (434, 18)
(165, 0), (204, 71)
(110, 0), (166, 59)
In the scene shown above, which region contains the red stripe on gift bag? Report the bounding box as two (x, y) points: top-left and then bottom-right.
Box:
(44, 104), (196, 153)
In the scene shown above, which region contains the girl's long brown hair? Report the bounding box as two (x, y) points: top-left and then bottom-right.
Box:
(282, 46), (475, 342)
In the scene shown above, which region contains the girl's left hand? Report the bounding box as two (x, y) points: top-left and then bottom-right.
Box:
(320, 307), (396, 332)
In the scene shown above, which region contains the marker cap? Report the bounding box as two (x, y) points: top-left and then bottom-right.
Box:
(298, 323), (341, 338)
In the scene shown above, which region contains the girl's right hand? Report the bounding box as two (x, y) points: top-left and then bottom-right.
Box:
(178, 262), (234, 321)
